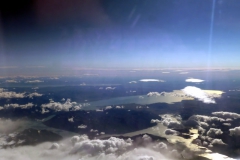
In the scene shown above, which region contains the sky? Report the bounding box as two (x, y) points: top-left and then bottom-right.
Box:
(0, 0), (240, 75)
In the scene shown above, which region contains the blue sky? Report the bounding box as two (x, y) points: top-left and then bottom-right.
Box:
(0, 0), (240, 75)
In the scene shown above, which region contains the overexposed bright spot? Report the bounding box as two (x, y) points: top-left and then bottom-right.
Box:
(186, 78), (205, 83)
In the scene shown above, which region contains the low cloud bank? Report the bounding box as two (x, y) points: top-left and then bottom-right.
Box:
(0, 134), (181, 160)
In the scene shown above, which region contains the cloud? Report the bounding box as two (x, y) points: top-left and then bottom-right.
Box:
(5, 80), (18, 83)
(129, 81), (137, 84)
(185, 78), (204, 83)
(212, 111), (240, 119)
(105, 106), (112, 110)
(28, 92), (43, 98)
(139, 79), (165, 82)
(41, 99), (81, 112)
(150, 119), (161, 123)
(229, 127), (240, 136)
(25, 80), (44, 83)
(0, 88), (25, 98)
(161, 115), (184, 129)
(3, 103), (34, 109)
(211, 139), (226, 145)
(78, 124), (87, 129)
(68, 117), (74, 122)
(69, 136), (133, 155)
(147, 92), (161, 97)
(182, 86), (216, 103)
(164, 129), (180, 136)
(0, 88), (43, 99)
(0, 132), (217, 160)
(0, 119), (26, 133)
(105, 87), (115, 90)
(206, 128), (223, 137)
(188, 115), (225, 123)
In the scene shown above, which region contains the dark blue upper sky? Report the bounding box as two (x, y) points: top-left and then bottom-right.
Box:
(0, 0), (240, 75)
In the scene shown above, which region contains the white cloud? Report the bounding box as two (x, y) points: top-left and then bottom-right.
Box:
(147, 92), (161, 97)
(25, 80), (44, 83)
(212, 111), (240, 119)
(185, 78), (204, 83)
(0, 88), (43, 99)
(211, 139), (226, 145)
(78, 124), (87, 129)
(68, 117), (74, 122)
(188, 115), (225, 123)
(129, 81), (137, 84)
(150, 119), (161, 123)
(182, 86), (215, 103)
(28, 92), (43, 98)
(3, 103), (34, 109)
(70, 136), (133, 155)
(139, 79), (165, 82)
(200, 122), (209, 128)
(207, 128), (223, 137)
(5, 80), (18, 83)
(41, 99), (81, 112)
(105, 87), (115, 90)
(229, 127), (240, 136)
(105, 106), (112, 110)
(0, 88), (25, 98)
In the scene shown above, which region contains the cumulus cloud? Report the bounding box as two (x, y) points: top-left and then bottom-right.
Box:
(207, 128), (223, 137)
(147, 92), (161, 97)
(78, 124), (87, 129)
(105, 106), (112, 110)
(185, 78), (204, 83)
(25, 80), (44, 83)
(211, 139), (226, 145)
(0, 88), (43, 99)
(164, 129), (180, 136)
(139, 79), (164, 82)
(200, 122), (209, 129)
(182, 86), (215, 103)
(161, 115), (184, 129)
(150, 119), (161, 123)
(212, 111), (240, 119)
(0, 88), (25, 98)
(188, 115), (225, 123)
(68, 117), (74, 122)
(70, 136), (133, 155)
(41, 99), (81, 112)
(0, 132), (218, 160)
(28, 92), (43, 98)
(229, 127), (240, 136)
